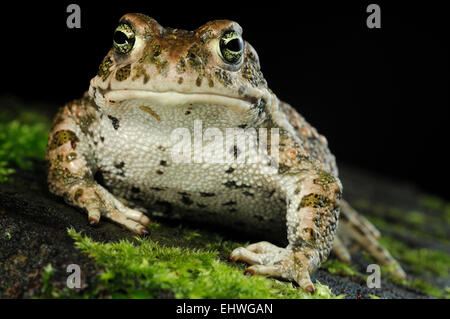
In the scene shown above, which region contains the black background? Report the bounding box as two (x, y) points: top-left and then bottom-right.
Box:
(1, 1), (449, 199)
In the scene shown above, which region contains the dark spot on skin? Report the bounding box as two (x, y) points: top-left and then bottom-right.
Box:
(215, 69), (233, 87)
(238, 124), (247, 129)
(114, 161), (126, 177)
(158, 145), (165, 151)
(186, 44), (210, 74)
(302, 227), (317, 242)
(145, 44), (169, 75)
(208, 78), (214, 87)
(49, 130), (79, 150)
(131, 187), (141, 193)
(66, 152), (77, 162)
(200, 30), (213, 44)
(313, 217), (321, 228)
(100, 136), (105, 143)
(98, 56), (113, 81)
(139, 106), (161, 122)
(200, 192), (215, 197)
(278, 163), (291, 174)
(156, 170), (164, 175)
(225, 167), (235, 174)
(177, 58), (186, 73)
(294, 188), (300, 195)
(223, 201), (236, 206)
(160, 160), (167, 166)
(49, 167), (81, 187)
(83, 171), (93, 180)
(298, 193), (333, 210)
(94, 170), (106, 187)
(313, 171), (337, 188)
(181, 195), (193, 206)
(74, 188), (83, 202)
(115, 161), (125, 169)
(178, 77), (183, 84)
(229, 146), (240, 159)
(242, 191), (254, 197)
(150, 187), (164, 191)
(238, 86), (246, 95)
(132, 64), (150, 83)
(266, 190), (276, 198)
(185, 110), (191, 115)
(223, 181), (250, 189)
(196, 77), (202, 87)
(107, 115), (120, 130)
(115, 64), (131, 81)
(255, 98), (266, 116)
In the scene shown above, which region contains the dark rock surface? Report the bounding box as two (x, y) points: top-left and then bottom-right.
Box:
(0, 160), (446, 298)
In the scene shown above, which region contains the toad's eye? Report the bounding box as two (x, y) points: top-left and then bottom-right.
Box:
(113, 23), (135, 54)
(219, 30), (244, 64)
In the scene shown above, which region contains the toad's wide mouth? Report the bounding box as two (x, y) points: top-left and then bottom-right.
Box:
(95, 89), (256, 112)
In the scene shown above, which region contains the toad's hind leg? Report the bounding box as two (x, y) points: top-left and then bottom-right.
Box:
(337, 199), (406, 279)
(332, 235), (351, 264)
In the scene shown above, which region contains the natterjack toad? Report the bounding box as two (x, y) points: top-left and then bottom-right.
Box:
(46, 13), (405, 293)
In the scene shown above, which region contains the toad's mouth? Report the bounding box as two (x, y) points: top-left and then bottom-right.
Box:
(95, 89), (257, 113)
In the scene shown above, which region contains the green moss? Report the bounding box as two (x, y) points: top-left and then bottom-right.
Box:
(322, 259), (361, 278)
(62, 229), (342, 299)
(373, 235), (450, 298)
(359, 204), (450, 247)
(0, 119), (50, 181)
(40, 263), (57, 298)
(0, 161), (14, 182)
(419, 195), (444, 211)
(389, 277), (450, 299)
(404, 211), (426, 226)
(379, 236), (450, 278)
(349, 197), (450, 298)
(444, 206), (450, 225)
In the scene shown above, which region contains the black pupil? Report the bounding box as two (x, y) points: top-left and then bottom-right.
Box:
(114, 31), (128, 45)
(226, 38), (242, 52)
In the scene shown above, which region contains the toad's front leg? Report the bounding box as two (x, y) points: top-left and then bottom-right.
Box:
(46, 99), (150, 234)
(230, 167), (341, 293)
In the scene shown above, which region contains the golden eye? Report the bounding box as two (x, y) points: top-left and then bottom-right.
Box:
(219, 30), (244, 64)
(113, 23), (135, 54)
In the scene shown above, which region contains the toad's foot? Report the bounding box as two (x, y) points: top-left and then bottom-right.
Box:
(75, 184), (151, 235)
(332, 200), (406, 279)
(230, 241), (319, 294)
